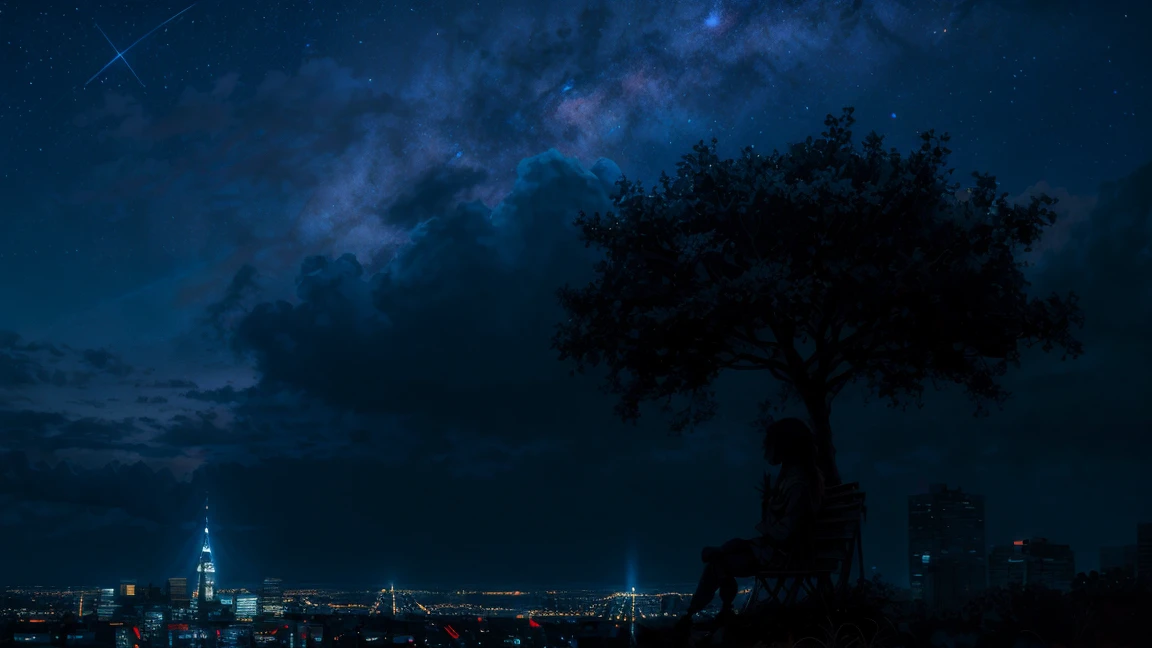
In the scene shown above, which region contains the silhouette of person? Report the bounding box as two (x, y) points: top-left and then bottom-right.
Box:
(677, 418), (826, 628)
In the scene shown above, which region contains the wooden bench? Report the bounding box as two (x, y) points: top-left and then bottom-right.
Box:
(743, 481), (867, 610)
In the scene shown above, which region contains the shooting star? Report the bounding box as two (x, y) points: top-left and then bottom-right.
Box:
(85, 3), (197, 87)
(95, 24), (145, 87)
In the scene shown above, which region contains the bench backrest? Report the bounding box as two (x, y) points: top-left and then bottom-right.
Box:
(810, 482), (865, 560)
(754, 482), (866, 597)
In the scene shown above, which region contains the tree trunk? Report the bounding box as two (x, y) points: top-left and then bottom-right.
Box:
(805, 394), (842, 486)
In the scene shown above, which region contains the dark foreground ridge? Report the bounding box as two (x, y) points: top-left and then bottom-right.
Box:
(632, 577), (1152, 648)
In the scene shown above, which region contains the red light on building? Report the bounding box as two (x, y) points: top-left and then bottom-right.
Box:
(529, 619), (541, 629)
(444, 626), (459, 640)
(1013, 540), (1025, 546)
(168, 624), (189, 632)
(133, 627), (142, 640)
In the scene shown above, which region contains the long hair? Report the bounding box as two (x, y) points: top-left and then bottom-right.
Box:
(761, 417), (825, 515)
(763, 417), (819, 466)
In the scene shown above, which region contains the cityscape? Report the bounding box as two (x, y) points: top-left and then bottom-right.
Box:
(4, 485), (1149, 648)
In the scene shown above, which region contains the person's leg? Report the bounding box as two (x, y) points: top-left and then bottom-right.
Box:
(682, 539), (759, 621)
(717, 543), (760, 611)
(683, 562), (722, 618)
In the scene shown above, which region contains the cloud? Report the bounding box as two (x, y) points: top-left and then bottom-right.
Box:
(0, 332), (134, 390)
(227, 150), (619, 469)
(1038, 161), (1152, 351)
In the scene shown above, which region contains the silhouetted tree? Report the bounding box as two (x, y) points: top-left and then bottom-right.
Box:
(554, 108), (1083, 484)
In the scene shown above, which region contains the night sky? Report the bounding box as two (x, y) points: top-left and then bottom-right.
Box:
(1, 0), (1150, 591)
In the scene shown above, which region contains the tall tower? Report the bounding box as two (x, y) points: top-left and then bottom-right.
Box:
(195, 498), (216, 607)
(908, 484), (986, 609)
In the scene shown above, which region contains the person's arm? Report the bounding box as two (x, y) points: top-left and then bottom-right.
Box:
(754, 480), (812, 545)
(758, 472), (772, 523)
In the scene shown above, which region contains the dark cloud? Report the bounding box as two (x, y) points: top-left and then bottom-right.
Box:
(1047, 161), (1152, 350)
(232, 150), (618, 458)
(82, 349), (133, 377)
(0, 333), (135, 389)
(0, 409), (69, 438)
(185, 386), (246, 404)
(383, 166), (492, 231)
(150, 412), (255, 449)
(204, 264), (262, 342)
(144, 379), (201, 389)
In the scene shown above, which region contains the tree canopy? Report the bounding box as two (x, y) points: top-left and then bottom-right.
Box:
(554, 108), (1083, 484)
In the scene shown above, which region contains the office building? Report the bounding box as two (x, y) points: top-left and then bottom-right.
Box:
(218, 627), (251, 648)
(119, 580), (137, 598)
(1138, 523), (1152, 586)
(142, 609), (166, 642)
(168, 577), (189, 604)
(989, 538), (1076, 592)
(115, 626), (134, 648)
(1024, 538), (1076, 591)
(260, 578), (284, 618)
(236, 594), (260, 621)
(97, 588), (119, 621)
(988, 544), (1027, 588)
(908, 484), (987, 609)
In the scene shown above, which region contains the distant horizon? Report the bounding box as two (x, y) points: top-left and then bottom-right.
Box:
(1, 582), (707, 593)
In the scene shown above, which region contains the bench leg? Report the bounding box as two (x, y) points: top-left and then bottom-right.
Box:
(817, 573), (835, 602)
(782, 578), (805, 606)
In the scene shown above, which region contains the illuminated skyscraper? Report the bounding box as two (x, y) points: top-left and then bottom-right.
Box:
(260, 578), (283, 618)
(97, 588), (119, 621)
(143, 610), (166, 642)
(194, 499), (217, 609)
(236, 594), (259, 621)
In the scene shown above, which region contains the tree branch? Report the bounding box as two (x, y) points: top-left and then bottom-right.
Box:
(827, 366), (858, 395)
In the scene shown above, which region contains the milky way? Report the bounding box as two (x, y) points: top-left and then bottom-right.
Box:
(56, 0), (1024, 289)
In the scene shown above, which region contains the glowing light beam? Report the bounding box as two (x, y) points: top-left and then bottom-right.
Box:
(85, 3), (197, 87)
(94, 23), (145, 87)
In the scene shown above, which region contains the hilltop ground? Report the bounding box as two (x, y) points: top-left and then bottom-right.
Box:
(633, 578), (1150, 648)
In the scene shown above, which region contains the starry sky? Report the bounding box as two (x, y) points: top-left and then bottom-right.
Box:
(1, 0), (1150, 590)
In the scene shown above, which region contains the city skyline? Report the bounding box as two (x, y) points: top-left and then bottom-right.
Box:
(8, 484), (1146, 593)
